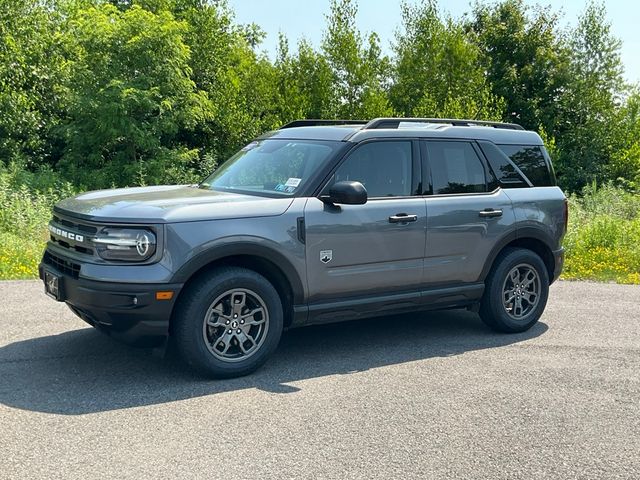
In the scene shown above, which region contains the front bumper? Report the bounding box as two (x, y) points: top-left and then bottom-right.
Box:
(552, 247), (565, 283)
(39, 259), (183, 347)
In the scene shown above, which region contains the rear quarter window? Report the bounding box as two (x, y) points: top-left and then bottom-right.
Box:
(498, 144), (555, 187)
(477, 141), (528, 188)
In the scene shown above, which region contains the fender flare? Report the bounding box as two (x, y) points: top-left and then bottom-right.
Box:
(170, 241), (306, 304)
(479, 227), (556, 281)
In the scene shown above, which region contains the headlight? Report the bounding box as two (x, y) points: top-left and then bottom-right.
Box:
(93, 228), (157, 262)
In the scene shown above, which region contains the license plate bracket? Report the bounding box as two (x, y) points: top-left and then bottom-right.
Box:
(44, 270), (63, 301)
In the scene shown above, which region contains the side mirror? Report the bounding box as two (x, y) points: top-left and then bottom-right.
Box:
(322, 181), (368, 205)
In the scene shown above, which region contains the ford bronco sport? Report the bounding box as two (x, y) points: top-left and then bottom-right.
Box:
(40, 118), (567, 378)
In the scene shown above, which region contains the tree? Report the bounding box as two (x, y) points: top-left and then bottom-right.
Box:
(175, 0), (280, 162)
(610, 90), (640, 189)
(275, 35), (338, 122)
(467, 0), (569, 132)
(321, 0), (393, 119)
(553, 1), (626, 191)
(0, 0), (69, 169)
(60, 3), (210, 187)
(392, 0), (503, 120)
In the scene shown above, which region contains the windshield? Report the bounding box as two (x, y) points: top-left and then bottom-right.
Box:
(200, 139), (340, 196)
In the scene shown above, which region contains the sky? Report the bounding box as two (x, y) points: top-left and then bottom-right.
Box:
(227, 0), (640, 83)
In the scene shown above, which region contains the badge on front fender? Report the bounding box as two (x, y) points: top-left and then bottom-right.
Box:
(320, 250), (333, 264)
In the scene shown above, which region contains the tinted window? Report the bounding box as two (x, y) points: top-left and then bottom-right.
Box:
(333, 141), (412, 197)
(427, 141), (486, 194)
(478, 141), (528, 188)
(498, 145), (554, 187)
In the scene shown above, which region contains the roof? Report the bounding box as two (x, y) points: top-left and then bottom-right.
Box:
(259, 125), (364, 142)
(259, 118), (544, 145)
(350, 126), (543, 145)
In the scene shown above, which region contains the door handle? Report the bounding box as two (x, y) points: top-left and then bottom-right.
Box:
(479, 208), (503, 218)
(389, 213), (418, 223)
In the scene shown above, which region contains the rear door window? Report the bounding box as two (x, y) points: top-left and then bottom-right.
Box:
(426, 141), (487, 194)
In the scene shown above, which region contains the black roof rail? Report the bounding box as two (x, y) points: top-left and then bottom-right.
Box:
(279, 119), (367, 129)
(364, 117), (525, 131)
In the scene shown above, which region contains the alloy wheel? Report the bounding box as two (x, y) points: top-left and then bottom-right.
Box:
(501, 263), (541, 320)
(202, 288), (269, 362)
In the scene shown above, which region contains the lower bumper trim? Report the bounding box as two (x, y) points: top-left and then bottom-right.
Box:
(39, 263), (183, 346)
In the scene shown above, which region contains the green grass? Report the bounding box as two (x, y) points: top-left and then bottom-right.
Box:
(0, 168), (638, 284)
(0, 165), (75, 280)
(0, 231), (46, 279)
(562, 184), (640, 284)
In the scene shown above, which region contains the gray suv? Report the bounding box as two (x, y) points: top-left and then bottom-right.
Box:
(40, 118), (567, 378)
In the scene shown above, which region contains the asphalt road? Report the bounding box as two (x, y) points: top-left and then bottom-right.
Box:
(0, 280), (638, 479)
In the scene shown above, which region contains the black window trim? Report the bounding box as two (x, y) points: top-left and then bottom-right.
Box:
(420, 138), (500, 198)
(317, 138), (423, 201)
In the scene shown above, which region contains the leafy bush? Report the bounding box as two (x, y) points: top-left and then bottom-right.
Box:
(1, 166), (637, 284)
(0, 231), (44, 280)
(0, 164), (75, 280)
(562, 184), (640, 284)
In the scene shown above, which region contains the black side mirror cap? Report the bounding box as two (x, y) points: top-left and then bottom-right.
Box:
(321, 181), (368, 205)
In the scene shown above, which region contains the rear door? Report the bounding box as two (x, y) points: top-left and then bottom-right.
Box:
(304, 139), (427, 303)
(422, 140), (515, 285)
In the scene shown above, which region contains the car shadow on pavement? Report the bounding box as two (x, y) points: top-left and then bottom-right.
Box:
(0, 309), (547, 415)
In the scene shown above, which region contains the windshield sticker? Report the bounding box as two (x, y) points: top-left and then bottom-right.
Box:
(285, 177), (302, 188)
(241, 141), (259, 152)
(274, 184), (287, 192)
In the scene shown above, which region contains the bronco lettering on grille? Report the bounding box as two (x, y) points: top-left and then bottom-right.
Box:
(48, 224), (84, 243)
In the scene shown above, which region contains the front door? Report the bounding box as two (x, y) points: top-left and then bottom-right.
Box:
(304, 140), (426, 304)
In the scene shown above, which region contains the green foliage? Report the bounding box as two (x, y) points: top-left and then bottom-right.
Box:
(609, 89), (640, 189)
(0, 164), (76, 280)
(563, 184), (640, 284)
(1, 0), (638, 193)
(0, 164), (75, 235)
(59, 3), (211, 188)
(321, 0), (393, 119)
(0, 0), (69, 167)
(466, 0), (569, 131)
(553, 1), (627, 192)
(175, 1), (280, 162)
(1, 0), (640, 282)
(392, 0), (504, 120)
(275, 34), (346, 122)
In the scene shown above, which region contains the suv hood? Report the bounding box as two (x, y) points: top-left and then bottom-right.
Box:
(54, 185), (295, 223)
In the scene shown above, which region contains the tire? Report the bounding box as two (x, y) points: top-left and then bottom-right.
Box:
(172, 267), (284, 378)
(479, 247), (549, 333)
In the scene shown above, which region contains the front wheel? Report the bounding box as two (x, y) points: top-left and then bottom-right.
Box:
(173, 267), (283, 378)
(480, 248), (549, 333)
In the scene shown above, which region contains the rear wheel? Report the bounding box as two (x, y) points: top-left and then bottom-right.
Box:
(173, 267), (283, 378)
(480, 248), (549, 333)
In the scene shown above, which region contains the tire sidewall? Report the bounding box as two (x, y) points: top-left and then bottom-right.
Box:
(483, 249), (550, 332)
(176, 268), (283, 378)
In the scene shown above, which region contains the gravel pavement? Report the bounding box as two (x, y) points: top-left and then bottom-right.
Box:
(0, 280), (638, 479)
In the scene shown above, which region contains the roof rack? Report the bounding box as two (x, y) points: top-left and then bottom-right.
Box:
(364, 118), (524, 131)
(279, 119), (367, 129)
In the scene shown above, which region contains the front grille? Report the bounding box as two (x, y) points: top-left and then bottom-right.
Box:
(52, 215), (98, 234)
(43, 251), (81, 279)
(49, 236), (94, 256)
(49, 213), (97, 256)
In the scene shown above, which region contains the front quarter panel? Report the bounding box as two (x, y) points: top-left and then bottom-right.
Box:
(165, 198), (308, 302)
